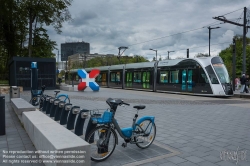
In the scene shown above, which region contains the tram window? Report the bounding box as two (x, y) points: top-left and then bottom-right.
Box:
(126, 72), (132, 82)
(96, 75), (102, 82)
(111, 73), (116, 82)
(170, 70), (179, 83)
(198, 68), (209, 83)
(142, 72), (150, 83)
(102, 73), (106, 82)
(205, 65), (219, 84)
(110, 72), (120, 82)
(133, 72), (141, 83)
(160, 71), (168, 83)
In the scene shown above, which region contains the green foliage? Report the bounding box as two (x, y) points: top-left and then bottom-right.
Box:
(60, 70), (66, 76)
(70, 55), (149, 69)
(0, 80), (9, 85)
(0, 0), (72, 74)
(219, 35), (250, 77)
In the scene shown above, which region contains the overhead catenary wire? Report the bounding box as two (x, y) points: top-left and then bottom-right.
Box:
(101, 7), (246, 54)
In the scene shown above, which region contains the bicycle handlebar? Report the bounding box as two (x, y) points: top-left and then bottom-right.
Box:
(122, 102), (130, 106)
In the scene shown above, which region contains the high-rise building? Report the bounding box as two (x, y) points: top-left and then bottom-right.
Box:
(61, 41), (90, 61)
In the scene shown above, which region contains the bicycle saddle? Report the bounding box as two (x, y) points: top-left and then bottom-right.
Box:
(54, 90), (60, 93)
(133, 105), (146, 110)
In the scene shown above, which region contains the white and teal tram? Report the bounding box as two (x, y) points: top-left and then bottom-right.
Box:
(69, 56), (233, 96)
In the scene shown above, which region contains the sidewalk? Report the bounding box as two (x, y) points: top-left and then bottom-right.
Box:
(0, 95), (41, 166)
(233, 89), (250, 99)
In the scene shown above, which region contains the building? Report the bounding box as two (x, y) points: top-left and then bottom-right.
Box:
(61, 42), (90, 61)
(9, 57), (56, 90)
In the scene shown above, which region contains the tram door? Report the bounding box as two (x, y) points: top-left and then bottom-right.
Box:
(181, 69), (193, 92)
(142, 72), (150, 89)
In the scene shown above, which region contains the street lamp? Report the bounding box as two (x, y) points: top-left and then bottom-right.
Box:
(167, 51), (175, 59)
(149, 48), (157, 61)
(208, 26), (220, 56)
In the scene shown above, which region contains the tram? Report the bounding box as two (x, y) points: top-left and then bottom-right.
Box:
(68, 56), (233, 96)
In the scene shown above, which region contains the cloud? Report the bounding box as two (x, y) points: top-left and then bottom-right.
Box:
(47, 0), (250, 61)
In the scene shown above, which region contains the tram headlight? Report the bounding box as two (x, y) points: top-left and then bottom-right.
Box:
(222, 85), (225, 90)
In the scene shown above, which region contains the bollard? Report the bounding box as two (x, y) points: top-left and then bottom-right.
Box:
(54, 101), (65, 121)
(49, 99), (60, 117)
(0, 96), (5, 135)
(75, 109), (89, 136)
(60, 104), (72, 125)
(66, 106), (80, 130)
(46, 97), (55, 114)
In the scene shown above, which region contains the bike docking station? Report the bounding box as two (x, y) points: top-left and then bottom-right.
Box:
(66, 106), (80, 130)
(30, 62), (41, 106)
(60, 103), (72, 125)
(49, 98), (60, 117)
(54, 101), (65, 121)
(75, 109), (89, 136)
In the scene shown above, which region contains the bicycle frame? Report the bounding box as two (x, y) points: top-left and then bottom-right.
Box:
(112, 116), (155, 140)
(56, 94), (70, 103)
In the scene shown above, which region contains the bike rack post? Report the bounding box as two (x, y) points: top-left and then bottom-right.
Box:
(43, 96), (51, 113)
(74, 109), (89, 136)
(46, 97), (54, 114)
(49, 99), (60, 117)
(54, 101), (65, 121)
(66, 106), (80, 130)
(60, 103), (72, 125)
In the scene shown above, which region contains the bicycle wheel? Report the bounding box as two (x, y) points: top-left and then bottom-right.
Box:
(86, 126), (117, 162)
(135, 119), (156, 149)
(39, 96), (45, 110)
(30, 97), (39, 106)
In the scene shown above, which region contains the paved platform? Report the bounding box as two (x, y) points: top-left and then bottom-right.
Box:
(1, 87), (250, 166)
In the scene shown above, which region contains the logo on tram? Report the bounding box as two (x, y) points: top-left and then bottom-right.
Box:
(77, 69), (100, 91)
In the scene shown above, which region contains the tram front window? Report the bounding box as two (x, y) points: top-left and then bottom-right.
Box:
(212, 63), (230, 84)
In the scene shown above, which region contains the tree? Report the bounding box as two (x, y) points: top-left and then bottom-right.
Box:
(219, 35), (250, 77)
(81, 55), (149, 69)
(19, 0), (72, 57)
(0, 0), (27, 72)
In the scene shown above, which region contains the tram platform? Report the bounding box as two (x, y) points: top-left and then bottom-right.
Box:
(58, 84), (250, 99)
(233, 89), (250, 99)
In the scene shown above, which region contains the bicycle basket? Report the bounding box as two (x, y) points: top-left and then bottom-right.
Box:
(91, 111), (113, 124)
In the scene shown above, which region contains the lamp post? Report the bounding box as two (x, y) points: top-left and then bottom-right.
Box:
(167, 51), (175, 59)
(149, 48), (157, 61)
(208, 26), (220, 56)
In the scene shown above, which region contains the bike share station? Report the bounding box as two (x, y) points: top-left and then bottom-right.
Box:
(8, 62), (177, 165)
(36, 69), (176, 165)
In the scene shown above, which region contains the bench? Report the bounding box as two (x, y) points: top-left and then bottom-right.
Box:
(22, 111), (90, 166)
(10, 98), (36, 123)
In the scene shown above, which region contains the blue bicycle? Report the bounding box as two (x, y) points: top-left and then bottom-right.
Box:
(85, 98), (156, 161)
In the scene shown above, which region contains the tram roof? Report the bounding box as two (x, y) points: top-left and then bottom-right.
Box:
(109, 64), (124, 70)
(157, 57), (216, 67)
(125, 62), (156, 69)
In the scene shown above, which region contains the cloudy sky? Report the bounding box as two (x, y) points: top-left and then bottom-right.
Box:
(48, 0), (250, 61)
